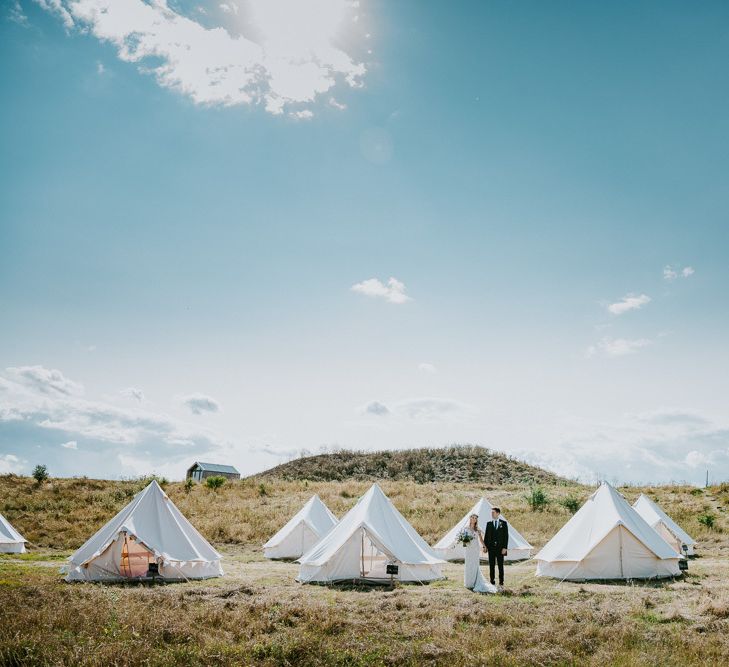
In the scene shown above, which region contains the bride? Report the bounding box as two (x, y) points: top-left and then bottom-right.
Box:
(463, 514), (498, 594)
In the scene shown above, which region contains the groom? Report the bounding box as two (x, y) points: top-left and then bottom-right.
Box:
(484, 507), (509, 587)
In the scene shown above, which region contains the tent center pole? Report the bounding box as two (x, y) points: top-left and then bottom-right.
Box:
(619, 527), (624, 579)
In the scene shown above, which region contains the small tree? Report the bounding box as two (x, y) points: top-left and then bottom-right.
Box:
(526, 486), (549, 512)
(559, 494), (582, 514)
(32, 464), (49, 485)
(184, 477), (195, 493)
(205, 475), (226, 491)
(258, 482), (267, 497)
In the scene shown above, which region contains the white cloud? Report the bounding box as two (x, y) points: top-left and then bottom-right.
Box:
(116, 451), (185, 479)
(664, 264), (695, 281)
(607, 293), (651, 315)
(685, 450), (708, 469)
(219, 2), (238, 14)
(663, 265), (677, 281)
(34, 0), (74, 29)
(0, 366), (224, 455)
(395, 397), (470, 421)
(60, 440), (78, 450)
(598, 337), (652, 357)
(359, 397), (473, 423)
(0, 454), (25, 475)
(418, 362), (437, 374)
(519, 409), (729, 485)
(351, 277), (411, 304)
(38, 0), (367, 117)
(7, 365), (84, 396)
(8, 1), (29, 26)
(181, 393), (221, 415)
(121, 387), (145, 403)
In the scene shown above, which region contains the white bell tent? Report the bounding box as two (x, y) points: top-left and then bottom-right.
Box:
(297, 483), (445, 583)
(433, 497), (533, 561)
(633, 493), (696, 556)
(64, 480), (223, 582)
(263, 494), (338, 559)
(535, 482), (681, 581)
(0, 512), (27, 554)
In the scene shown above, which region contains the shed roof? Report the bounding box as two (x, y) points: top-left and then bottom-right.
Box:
(189, 462), (240, 474)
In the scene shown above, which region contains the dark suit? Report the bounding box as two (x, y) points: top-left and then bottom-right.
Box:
(484, 518), (509, 585)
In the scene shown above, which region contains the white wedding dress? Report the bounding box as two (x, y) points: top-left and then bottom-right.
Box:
(464, 530), (497, 594)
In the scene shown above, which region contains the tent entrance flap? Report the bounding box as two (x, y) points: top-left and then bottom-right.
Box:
(359, 528), (396, 579)
(120, 533), (154, 578)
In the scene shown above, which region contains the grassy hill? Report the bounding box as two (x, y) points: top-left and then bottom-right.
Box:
(254, 445), (566, 485)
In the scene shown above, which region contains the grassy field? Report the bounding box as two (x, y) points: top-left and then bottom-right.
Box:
(1, 475), (728, 666)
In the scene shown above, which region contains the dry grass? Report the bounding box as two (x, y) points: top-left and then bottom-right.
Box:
(1, 474), (728, 665)
(1, 474), (724, 552)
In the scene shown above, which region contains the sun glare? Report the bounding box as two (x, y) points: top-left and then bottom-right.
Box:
(248, 0), (354, 50)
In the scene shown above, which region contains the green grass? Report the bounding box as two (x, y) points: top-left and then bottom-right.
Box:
(0, 551), (69, 561)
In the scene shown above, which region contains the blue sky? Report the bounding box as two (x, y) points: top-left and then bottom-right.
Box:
(1, 0), (728, 484)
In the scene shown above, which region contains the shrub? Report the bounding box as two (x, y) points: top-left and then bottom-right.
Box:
(258, 483), (267, 497)
(138, 475), (168, 489)
(205, 476), (226, 491)
(184, 478), (195, 493)
(559, 495), (581, 514)
(32, 465), (49, 485)
(698, 512), (716, 529)
(526, 486), (549, 512)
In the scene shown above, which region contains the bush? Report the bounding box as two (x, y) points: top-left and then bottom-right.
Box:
(559, 495), (581, 514)
(205, 476), (226, 491)
(258, 483), (267, 497)
(526, 487), (549, 512)
(184, 478), (195, 493)
(32, 465), (49, 485)
(698, 512), (716, 529)
(138, 475), (168, 489)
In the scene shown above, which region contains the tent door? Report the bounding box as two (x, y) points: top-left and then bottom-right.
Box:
(120, 534), (154, 578)
(359, 528), (392, 579)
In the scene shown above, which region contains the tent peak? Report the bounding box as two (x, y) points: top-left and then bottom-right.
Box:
(142, 479), (169, 499)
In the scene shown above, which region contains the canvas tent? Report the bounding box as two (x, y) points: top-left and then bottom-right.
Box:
(297, 483), (445, 583)
(64, 480), (223, 582)
(633, 493), (696, 556)
(433, 497), (533, 561)
(0, 512), (27, 554)
(263, 494), (338, 559)
(535, 482), (681, 581)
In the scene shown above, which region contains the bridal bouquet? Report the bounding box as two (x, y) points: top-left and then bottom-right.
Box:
(456, 528), (474, 545)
